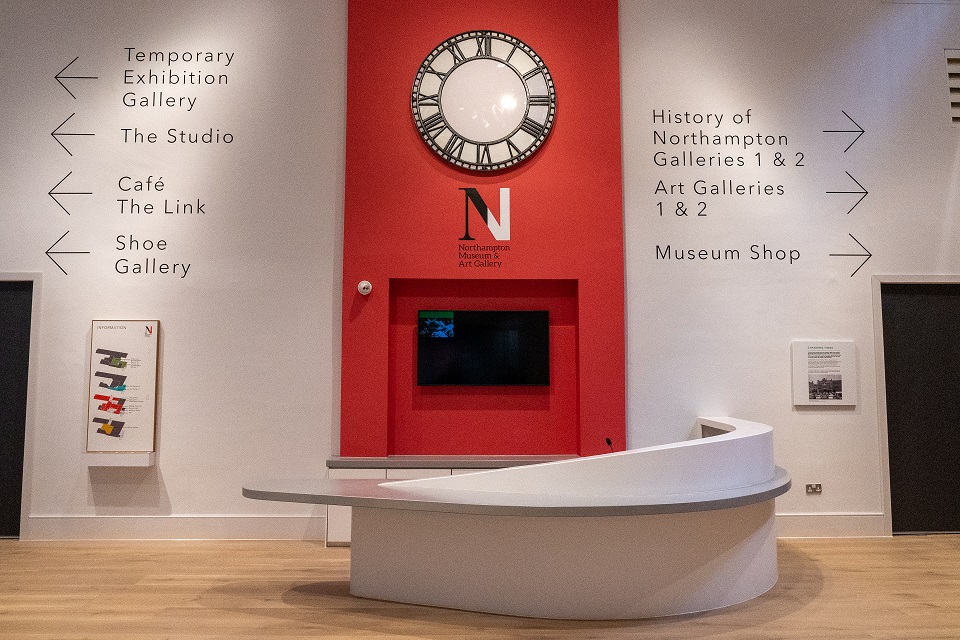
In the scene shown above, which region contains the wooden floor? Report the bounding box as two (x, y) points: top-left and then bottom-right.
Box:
(0, 536), (958, 639)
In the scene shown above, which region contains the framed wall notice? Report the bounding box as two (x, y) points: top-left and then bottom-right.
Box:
(86, 320), (159, 453)
(791, 340), (857, 406)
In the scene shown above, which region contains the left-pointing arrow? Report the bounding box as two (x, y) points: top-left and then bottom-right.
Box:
(49, 171), (93, 216)
(55, 56), (98, 99)
(45, 231), (90, 275)
(51, 113), (95, 157)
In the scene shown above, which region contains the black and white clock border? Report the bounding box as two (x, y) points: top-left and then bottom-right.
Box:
(411, 30), (557, 171)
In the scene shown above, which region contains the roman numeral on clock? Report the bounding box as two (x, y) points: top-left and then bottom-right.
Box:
(522, 68), (544, 81)
(519, 117), (545, 137)
(450, 43), (467, 64)
(444, 134), (466, 158)
(420, 112), (446, 136)
(424, 66), (447, 80)
(478, 144), (492, 165)
(416, 93), (440, 107)
(476, 35), (492, 56)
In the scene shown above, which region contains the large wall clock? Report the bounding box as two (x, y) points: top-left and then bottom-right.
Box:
(411, 31), (557, 171)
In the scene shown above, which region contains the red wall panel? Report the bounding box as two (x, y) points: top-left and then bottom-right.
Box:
(341, 0), (624, 457)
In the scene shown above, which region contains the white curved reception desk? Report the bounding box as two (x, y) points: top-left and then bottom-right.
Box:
(243, 417), (790, 619)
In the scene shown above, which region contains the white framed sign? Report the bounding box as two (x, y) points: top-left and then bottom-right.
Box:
(86, 320), (159, 452)
(791, 340), (857, 406)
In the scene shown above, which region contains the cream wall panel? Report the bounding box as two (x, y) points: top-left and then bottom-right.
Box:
(0, 0), (347, 539)
(621, 0), (960, 528)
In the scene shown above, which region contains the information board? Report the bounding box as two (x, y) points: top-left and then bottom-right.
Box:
(791, 340), (857, 406)
(86, 320), (159, 452)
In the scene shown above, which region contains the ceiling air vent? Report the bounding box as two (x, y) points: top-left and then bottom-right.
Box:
(949, 50), (960, 124)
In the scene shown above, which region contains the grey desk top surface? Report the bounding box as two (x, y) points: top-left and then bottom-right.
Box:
(326, 455), (576, 469)
(243, 467), (791, 517)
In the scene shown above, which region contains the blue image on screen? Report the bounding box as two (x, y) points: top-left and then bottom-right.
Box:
(419, 318), (454, 338)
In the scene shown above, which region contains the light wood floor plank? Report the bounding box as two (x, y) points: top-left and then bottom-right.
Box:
(0, 536), (957, 639)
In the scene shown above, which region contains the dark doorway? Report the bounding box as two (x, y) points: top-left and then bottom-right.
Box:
(0, 281), (33, 538)
(881, 283), (960, 534)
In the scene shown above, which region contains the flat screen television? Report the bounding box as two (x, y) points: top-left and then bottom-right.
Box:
(417, 310), (550, 386)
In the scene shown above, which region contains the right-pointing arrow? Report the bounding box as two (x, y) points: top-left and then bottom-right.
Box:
(829, 234), (873, 277)
(826, 171), (868, 215)
(823, 110), (865, 152)
(45, 230), (90, 275)
(48, 171), (93, 216)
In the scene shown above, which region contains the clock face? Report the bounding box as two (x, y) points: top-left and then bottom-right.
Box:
(411, 31), (557, 171)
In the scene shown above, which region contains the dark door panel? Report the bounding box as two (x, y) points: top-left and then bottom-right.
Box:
(881, 283), (960, 533)
(0, 281), (33, 538)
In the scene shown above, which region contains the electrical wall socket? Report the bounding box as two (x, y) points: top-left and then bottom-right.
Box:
(805, 483), (823, 495)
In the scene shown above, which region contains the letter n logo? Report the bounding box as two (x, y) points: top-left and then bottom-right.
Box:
(459, 188), (510, 241)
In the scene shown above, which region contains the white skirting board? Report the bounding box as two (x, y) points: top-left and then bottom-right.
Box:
(18, 511), (888, 541)
(776, 512), (888, 538)
(20, 514), (327, 540)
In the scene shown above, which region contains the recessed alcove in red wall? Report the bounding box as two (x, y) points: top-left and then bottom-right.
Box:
(388, 278), (578, 455)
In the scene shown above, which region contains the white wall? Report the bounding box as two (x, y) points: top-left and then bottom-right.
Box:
(3, 0), (958, 539)
(0, 0), (346, 538)
(622, 0), (960, 535)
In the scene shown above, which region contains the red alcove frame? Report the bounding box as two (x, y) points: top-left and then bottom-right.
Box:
(340, 0), (624, 458)
(388, 278), (579, 455)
